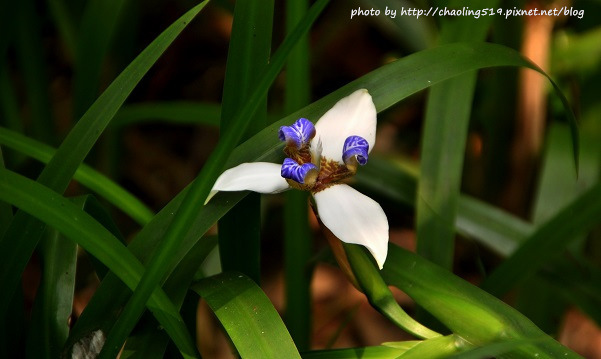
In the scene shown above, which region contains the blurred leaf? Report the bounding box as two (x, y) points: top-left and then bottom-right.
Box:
(0, 127), (154, 225)
(516, 123), (601, 331)
(0, 64), (23, 137)
(0, 0), (208, 318)
(382, 244), (580, 358)
(531, 124), (601, 224)
(481, 182), (601, 297)
(26, 228), (77, 359)
(47, 0), (78, 59)
(112, 102), (221, 128)
(354, 156), (532, 257)
(416, 0), (499, 270)
(0, 147), (11, 234)
(553, 26), (601, 75)
(73, 0), (129, 118)
(16, 0), (55, 144)
(359, 0), (435, 52)
(192, 272), (301, 358)
(0, 168), (198, 358)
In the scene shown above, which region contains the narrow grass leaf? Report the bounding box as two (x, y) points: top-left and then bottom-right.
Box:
(25, 228), (77, 359)
(0, 127), (154, 225)
(0, 0), (208, 316)
(382, 244), (580, 358)
(0, 168), (198, 358)
(218, 0), (274, 283)
(192, 272), (301, 358)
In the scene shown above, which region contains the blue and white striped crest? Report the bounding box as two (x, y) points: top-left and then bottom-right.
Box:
(278, 118), (316, 149)
(342, 135), (369, 166)
(281, 158), (317, 184)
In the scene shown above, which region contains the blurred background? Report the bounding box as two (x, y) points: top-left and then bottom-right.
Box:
(2, 0), (601, 357)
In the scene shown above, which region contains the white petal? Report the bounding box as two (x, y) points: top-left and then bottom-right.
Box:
(313, 184), (388, 269)
(312, 89), (377, 164)
(206, 162), (289, 203)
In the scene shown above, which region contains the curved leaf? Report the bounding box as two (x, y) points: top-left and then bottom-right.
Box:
(0, 168), (198, 358)
(0, 0), (208, 317)
(0, 127), (154, 225)
(381, 243), (580, 358)
(192, 272), (301, 358)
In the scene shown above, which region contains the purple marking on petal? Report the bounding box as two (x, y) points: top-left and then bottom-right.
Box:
(281, 158), (317, 184)
(343, 135), (369, 165)
(278, 118), (316, 148)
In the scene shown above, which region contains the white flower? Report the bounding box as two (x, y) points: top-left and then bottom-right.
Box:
(208, 89), (389, 269)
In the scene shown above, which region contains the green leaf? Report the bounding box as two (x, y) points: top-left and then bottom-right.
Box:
(192, 272), (301, 358)
(398, 335), (463, 358)
(301, 344), (415, 358)
(0, 127), (154, 226)
(382, 244), (580, 358)
(0, 0), (208, 317)
(0, 168), (198, 358)
(344, 243), (440, 339)
(445, 339), (539, 359)
(25, 228), (77, 359)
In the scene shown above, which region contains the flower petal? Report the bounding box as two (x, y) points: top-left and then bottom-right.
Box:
(312, 89), (377, 163)
(313, 184), (388, 269)
(207, 162), (289, 203)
